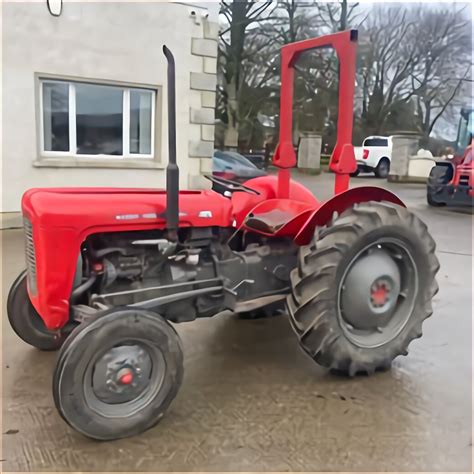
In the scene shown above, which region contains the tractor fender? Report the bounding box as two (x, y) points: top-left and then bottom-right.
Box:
(294, 186), (405, 245)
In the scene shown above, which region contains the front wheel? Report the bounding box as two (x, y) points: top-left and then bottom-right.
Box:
(53, 308), (183, 440)
(287, 201), (439, 376)
(7, 272), (66, 350)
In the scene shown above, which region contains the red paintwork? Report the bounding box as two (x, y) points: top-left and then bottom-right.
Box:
(452, 142), (473, 196)
(294, 186), (405, 245)
(273, 30), (358, 197)
(22, 187), (233, 329)
(119, 372), (134, 385)
(371, 282), (389, 306)
(231, 175), (319, 227)
(243, 199), (317, 237)
(20, 31), (406, 331)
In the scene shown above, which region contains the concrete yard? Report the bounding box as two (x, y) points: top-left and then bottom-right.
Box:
(1, 172), (472, 471)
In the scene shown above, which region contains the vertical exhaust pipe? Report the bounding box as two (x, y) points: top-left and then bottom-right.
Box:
(162, 45), (179, 241)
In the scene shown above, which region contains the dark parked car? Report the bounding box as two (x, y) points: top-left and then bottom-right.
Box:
(212, 150), (266, 194)
(242, 151), (266, 169)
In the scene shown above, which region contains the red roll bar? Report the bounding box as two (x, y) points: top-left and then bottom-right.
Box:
(273, 29), (358, 197)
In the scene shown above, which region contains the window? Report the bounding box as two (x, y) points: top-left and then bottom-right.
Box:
(364, 138), (388, 147)
(40, 79), (156, 158)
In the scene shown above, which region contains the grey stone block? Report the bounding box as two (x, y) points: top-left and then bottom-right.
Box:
(190, 72), (217, 91)
(201, 124), (215, 141)
(204, 21), (219, 40)
(200, 157), (213, 173)
(203, 57), (217, 74)
(189, 139), (214, 158)
(297, 132), (322, 170)
(192, 38), (218, 58)
(201, 91), (216, 108)
(190, 107), (215, 125)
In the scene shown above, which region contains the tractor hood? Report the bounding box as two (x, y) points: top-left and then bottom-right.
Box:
(22, 187), (233, 233)
(21, 187), (233, 330)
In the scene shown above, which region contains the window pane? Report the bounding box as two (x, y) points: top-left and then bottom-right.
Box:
(76, 83), (123, 155)
(43, 82), (69, 151)
(364, 138), (388, 147)
(130, 90), (153, 154)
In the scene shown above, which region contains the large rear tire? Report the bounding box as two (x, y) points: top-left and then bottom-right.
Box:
(53, 308), (183, 440)
(287, 201), (439, 376)
(7, 272), (66, 351)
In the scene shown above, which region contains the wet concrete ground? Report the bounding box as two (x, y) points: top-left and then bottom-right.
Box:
(2, 172), (472, 471)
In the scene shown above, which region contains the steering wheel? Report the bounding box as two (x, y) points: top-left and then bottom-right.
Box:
(204, 174), (260, 195)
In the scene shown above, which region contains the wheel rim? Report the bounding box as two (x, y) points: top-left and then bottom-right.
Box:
(337, 238), (418, 348)
(83, 340), (166, 417)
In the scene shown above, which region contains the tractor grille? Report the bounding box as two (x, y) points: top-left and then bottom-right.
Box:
(459, 175), (470, 186)
(23, 218), (37, 295)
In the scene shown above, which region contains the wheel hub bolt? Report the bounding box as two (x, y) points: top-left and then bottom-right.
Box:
(117, 368), (134, 385)
(371, 281), (390, 307)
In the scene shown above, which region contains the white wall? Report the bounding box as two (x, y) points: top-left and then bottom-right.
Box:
(2, 1), (219, 213)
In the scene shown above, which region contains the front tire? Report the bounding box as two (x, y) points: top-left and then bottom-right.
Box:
(53, 308), (183, 440)
(7, 272), (66, 350)
(287, 201), (439, 376)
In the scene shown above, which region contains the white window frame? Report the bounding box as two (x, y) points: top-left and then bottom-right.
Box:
(39, 78), (156, 160)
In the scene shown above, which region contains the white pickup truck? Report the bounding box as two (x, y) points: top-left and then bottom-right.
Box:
(353, 136), (393, 178)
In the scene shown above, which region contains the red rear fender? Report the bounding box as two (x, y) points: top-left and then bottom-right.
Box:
(295, 186), (405, 245)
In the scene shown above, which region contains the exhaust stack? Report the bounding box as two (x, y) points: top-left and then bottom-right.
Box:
(162, 45), (179, 240)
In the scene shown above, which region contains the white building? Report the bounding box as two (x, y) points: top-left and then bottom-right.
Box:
(2, 1), (220, 226)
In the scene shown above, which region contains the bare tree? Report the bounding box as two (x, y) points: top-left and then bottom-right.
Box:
(218, 1), (470, 151)
(357, 4), (471, 137)
(218, 1), (275, 149)
(408, 6), (472, 137)
(318, 0), (366, 32)
(357, 7), (420, 134)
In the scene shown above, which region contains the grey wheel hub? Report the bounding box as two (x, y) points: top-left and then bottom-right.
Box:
(341, 249), (401, 330)
(338, 240), (418, 348)
(92, 345), (153, 404)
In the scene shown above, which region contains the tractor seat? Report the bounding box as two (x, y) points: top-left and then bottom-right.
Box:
(245, 209), (296, 234)
(244, 199), (316, 236)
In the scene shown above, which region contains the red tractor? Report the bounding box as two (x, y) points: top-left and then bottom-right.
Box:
(7, 30), (439, 440)
(427, 107), (473, 207)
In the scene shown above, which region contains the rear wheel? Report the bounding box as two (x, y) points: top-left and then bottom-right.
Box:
(53, 308), (183, 440)
(375, 158), (390, 178)
(287, 201), (439, 376)
(7, 272), (66, 350)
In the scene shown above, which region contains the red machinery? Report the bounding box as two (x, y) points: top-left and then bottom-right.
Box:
(427, 107), (473, 207)
(8, 30), (439, 440)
